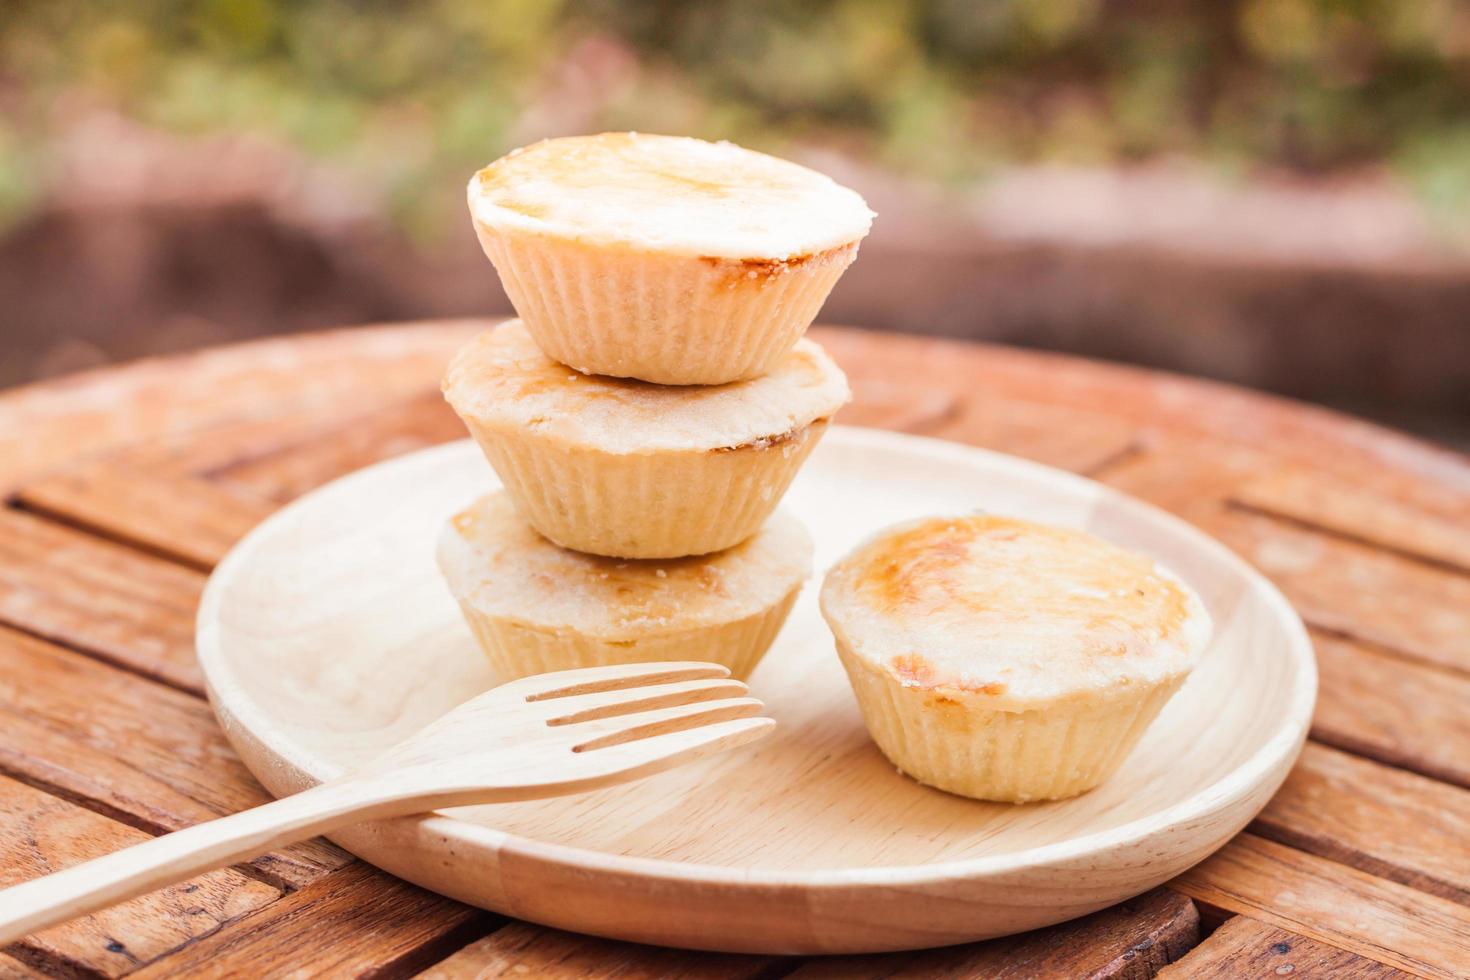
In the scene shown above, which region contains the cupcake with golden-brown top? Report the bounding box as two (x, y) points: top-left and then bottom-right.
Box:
(821, 514), (1212, 802)
(468, 132), (873, 385)
(439, 492), (810, 681)
(443, 319), (849, 559)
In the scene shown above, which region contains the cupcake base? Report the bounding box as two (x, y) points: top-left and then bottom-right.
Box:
(458, 588), (799, 683)
(834, 639), (1185, 802)
(467, 418), (829, 559)
(475, 225), (859, 385)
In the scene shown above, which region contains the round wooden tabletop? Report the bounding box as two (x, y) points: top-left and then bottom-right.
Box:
(0, 322), (1467, 977)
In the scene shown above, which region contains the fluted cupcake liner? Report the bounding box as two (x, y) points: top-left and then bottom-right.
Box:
(457, 587), (799, 683)
(464, 418), (829, 559)
(833, 639), (1185, 803)
(474, 225), (859, 386)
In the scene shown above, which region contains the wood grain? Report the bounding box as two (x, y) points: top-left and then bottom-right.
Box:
(1232, 468), (1470, 574)
(785, 888), (1198, 979)
(0, 625), (349, 888)
(217, 389), (465, 503)
(1157, 916), (1412, 978)
(15, 459), (274, 571)
(1311, 630), (1470, 788)
(836, 374), (1139, 475)
(418, 923), (782, 980)
(1252, 742), (1470, 902)
(1214, 509), (1470, 674)
(0, 321), (480, 492)
(1096, 448), (1470, 673)
(0, 955), (47, 979)
(0, 775), (278, 978)
(813, 328), (1470, 514)
(106, 408), (373, 477)
(1173, 834), (1470, 978)
(0, 508), (206, 693)
(128, 863), (487, 980)
(824, 375), (962, 435)
(73, 391), (457, 501)
(1089, 437), (1260, 519)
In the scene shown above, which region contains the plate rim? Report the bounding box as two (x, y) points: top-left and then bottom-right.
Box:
(197, 424), (1316, 889)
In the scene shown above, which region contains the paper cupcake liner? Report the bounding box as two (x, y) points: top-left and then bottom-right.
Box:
(474, 225), (859, 385)
(833, 639), (1185, 802)
(456, 587), (799, 683)
(463, 418), (829, 559)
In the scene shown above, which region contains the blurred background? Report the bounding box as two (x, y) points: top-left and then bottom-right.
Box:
(2, 0), (1468, 444)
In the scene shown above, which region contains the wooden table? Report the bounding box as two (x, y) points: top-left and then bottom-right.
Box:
(0, 322), (1467, 978)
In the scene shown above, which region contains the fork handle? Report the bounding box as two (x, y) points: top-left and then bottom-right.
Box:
(0, 775), (423, 945)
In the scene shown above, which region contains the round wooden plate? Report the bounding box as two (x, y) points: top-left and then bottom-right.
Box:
(197, 426), (1315, 954)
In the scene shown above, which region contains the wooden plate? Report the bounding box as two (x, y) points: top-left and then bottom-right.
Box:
(197, 426), (1315, 954)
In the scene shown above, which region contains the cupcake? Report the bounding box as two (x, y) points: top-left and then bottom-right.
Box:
(443, 320), (850, 559)
(820, 515), (1212, 803)
(438, 492), (810, 681)
(467, 132), (874, 385)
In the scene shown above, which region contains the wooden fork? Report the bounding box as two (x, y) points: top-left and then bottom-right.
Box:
(0, 661), (772, 944)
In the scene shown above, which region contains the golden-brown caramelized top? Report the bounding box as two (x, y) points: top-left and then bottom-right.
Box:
(468, 133), (873, 259)
(820, 515), (1212, 707)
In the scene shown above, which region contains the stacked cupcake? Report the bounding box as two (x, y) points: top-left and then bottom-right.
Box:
(438, 133), (873, 682)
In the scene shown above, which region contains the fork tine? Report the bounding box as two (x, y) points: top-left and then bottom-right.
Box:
(544, 678), (748, 726)
(519, 662), (731, 702)
(588, 716), (776, 774)
(570, 698), (765, 753)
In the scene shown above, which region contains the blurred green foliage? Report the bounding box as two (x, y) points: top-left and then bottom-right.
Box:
(3, 0), (1469, 233)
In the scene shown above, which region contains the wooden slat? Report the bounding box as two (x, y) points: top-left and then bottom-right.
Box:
(0, 322), (480, 492)
(924, 395), (1139, 475)
(129, 862), (488, 979)
(0, 625), (349, 888)
(827, 377), (961, 435)
(1172, 834), (1470, 978)
(0, 774), (279, 978)
(1097, 448), (1470, 674)
(15, 459), (274, 571)
(1311, 630), (1470, 789)
(1157, 915), (1412, 978)
(112, 410), (367, 478)
(1089, 437), (1259, 518)
(1253, 742), (1470, 903)
(785, 888), (1198, 979)
(1216, 508), (1470, 674)
(813, 327), (1470, 516)
(418, 923), (782, 979)
(0, 954), (49, 979)
(0, 508), (205, 693)
(1233, 468), (1470, 574)
(92, 389), (460, 503)
(837, 373), (1140, 475)
(217, 390), (466, 503)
